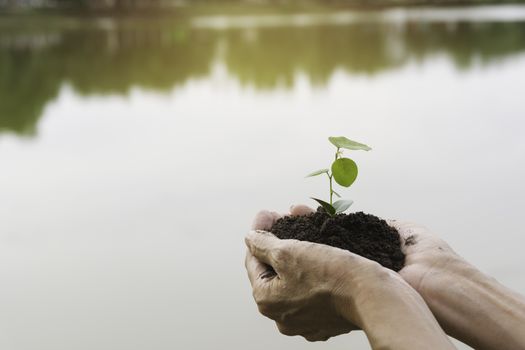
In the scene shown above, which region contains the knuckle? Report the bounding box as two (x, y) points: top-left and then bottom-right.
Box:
(253, 294), (277, 318)
(276, 323), (298, 336)
(252, 289), (268, 304)
(374, 265), (393, 281)
(278, 310), (293, 323)
(303, 331), (330, 342)
(257, 302), (274, 318)
(360, 260), (393, 282)
(271, 244), (292, 262)
(298, 241), (316, 251)
(304, 334), (320, 342)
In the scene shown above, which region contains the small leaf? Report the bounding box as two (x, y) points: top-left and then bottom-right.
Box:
(333, 199), (353, 214)
(331, 158), (358, 187)
(329, 136), (371, 151)
(306, 168), (329, 177)
(332, 190), (341, 198)
(310, 197), (335, 216)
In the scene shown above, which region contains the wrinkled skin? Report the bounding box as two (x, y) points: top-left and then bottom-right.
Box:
(390, 220), (525, 350)
(245, 205), (455, 348)
(245, 230), (359, 341)
(388, 220), (461, 296)
(248, 205), (358, 341)
(247, 205), (525, 350)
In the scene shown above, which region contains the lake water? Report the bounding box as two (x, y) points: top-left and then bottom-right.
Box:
(1, 6), (525, 349)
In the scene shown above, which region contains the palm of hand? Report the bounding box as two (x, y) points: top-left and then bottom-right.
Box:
(248, 207), (458, 342)
(248, 207), (383, 341)
(389, 220), (460, 295)
(246, 237), (359, 341)
(253, 208), (459, 296)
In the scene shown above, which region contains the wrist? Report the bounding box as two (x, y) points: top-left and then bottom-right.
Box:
(333, 258), (427, 327)
(419, 256), (525, 350)
(332, 259), (400, 328)
(412, 251), (478, 303)
(351, 269), (423, 330)
(336, 267), (454, 349)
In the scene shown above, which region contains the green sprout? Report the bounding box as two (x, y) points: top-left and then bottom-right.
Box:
(306, 136), (371, 216)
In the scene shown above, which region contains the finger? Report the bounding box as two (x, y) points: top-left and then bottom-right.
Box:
(276, 322), (301, 337)
(245, 230), (284, 268)
(289, 204), (314, 216)
(304, 331), (328, 342)
(252, 210), (283, 230)
(245, 250), (277, 287)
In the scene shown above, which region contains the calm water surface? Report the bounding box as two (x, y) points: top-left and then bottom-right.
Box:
(1, 6), (525, 350)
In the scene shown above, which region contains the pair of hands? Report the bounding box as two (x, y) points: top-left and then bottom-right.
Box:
(245, 204), (457, 344)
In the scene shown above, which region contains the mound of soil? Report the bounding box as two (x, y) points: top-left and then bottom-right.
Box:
(270, 208), (405, 272)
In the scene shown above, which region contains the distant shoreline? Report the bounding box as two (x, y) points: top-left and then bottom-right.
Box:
(1, 1), (525, 18)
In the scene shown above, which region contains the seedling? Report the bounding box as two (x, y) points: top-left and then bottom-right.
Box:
(306, 136), (371, 216)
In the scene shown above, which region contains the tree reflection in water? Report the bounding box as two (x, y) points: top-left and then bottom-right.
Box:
(1, 15), (525, 135)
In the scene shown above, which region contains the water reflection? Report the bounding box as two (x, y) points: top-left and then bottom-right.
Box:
(1, 11), (525, 135)
(1, 8), (525, 350)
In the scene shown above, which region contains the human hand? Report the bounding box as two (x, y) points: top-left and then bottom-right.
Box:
(389, 220), (525, 350)
(247, 205), (391, 341)
(245, 206), (454, 349)
(387, 220), (464, 298)
(252, 207), (462, 300)
(245, 229), (359, 341)
(252, 207), (461, 307)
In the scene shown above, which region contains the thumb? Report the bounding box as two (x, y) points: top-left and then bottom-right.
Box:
(251, 210), (283, 231)
(290, 204), (314, 216)
(245, 230), (284, 270)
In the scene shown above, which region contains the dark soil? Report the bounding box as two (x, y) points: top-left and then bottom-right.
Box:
(270, 208), (405, 271)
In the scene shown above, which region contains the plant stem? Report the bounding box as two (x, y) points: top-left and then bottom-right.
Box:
(328, 148), (340, 205)
(329, 174), (333, 205)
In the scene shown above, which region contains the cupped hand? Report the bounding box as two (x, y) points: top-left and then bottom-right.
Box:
(388, 221), (525, 350)
(245, 231), (360, 341)
(387, 220), (464, 300)
(252, 207), (463, 299)
(245, 205), (407, 342)
(387, 220), (498, 346)
(245, 206), (458, 349)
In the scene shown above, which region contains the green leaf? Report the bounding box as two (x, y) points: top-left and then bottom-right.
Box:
(332, 190), (341, 198)
(329, 136), (371, 151)
(333, 199), (353, 214)
(310, 197), (335, 216)
(306, 168), (329, 177)
(331, 158), (358, 187)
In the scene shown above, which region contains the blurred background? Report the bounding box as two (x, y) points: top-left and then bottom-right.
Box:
(1, 1), (524, 349)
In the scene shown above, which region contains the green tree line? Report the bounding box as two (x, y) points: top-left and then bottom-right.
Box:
(1, 19), (525, 135)
(1, 0), (525, 10)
